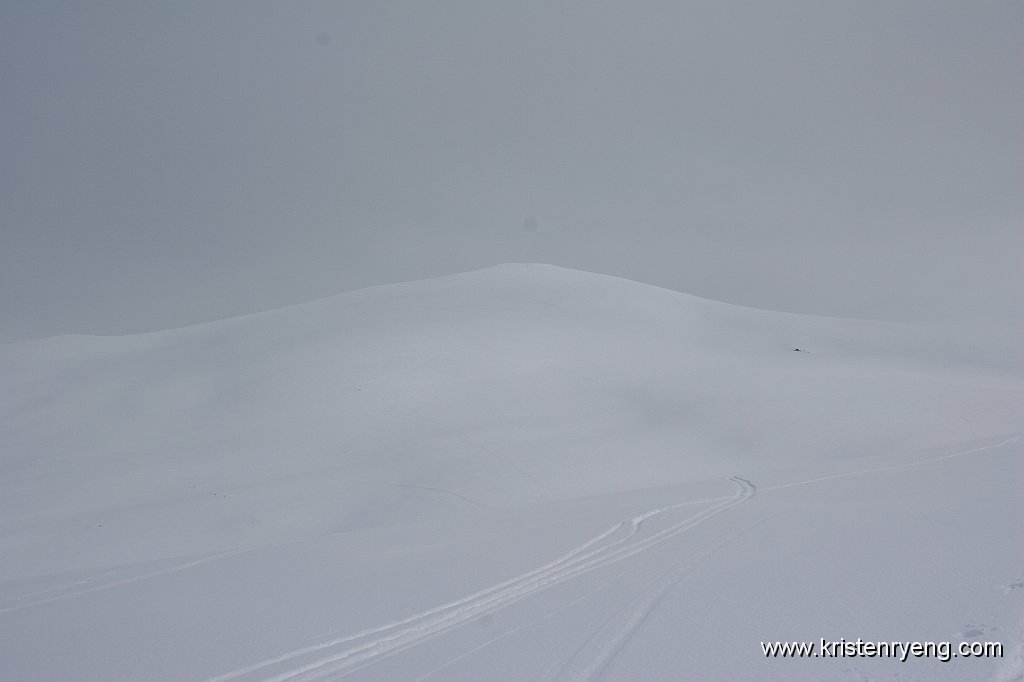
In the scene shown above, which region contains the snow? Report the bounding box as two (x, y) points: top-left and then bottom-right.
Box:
(1, 263), (1021, 681)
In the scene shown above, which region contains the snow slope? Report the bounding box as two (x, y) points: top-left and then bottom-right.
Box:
(1, 264), (1021, 681)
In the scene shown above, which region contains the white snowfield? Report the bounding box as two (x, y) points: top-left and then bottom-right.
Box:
(1, 264), (1022, 681)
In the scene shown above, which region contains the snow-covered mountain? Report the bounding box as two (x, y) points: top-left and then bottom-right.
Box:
(2, 264), (1022, 681)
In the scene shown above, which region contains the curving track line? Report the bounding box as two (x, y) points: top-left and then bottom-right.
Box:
(206, 434), (1021, 682)
(204, 477), (755, 682)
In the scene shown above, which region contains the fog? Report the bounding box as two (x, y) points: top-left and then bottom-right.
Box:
(2, 1), (1021, 341)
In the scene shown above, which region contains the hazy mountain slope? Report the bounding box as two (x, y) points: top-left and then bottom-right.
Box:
(1, 264), (1020, 577)
(1, 265), (1021, 681)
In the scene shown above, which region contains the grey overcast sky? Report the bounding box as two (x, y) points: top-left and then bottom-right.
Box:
(2, 1), (1021, 341)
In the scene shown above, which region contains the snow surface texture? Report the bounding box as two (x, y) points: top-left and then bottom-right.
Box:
(1, 264), (1021, 681)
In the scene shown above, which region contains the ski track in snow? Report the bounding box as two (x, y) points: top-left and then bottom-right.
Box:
(552, 436), (1024, 682)
(761, 434), (1022, 493)
(555, 478), (763, 682)
(408, 582), (615, 682)
(204, 478), (755, 682)
(0, 549), (249, 615)
(2, 436), (1014, 678)
(203, 434), (1022, 682)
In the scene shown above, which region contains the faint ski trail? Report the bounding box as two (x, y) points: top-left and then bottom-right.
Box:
(558, 491), (789, 682)
(408, 583), (613, 682)
(203, 478), (753, 682)
(763, 434), (1022, 493)
(203, 435), (1022, 682)
(0, 549), (248, 614)
(555, 436), (1024, 682)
